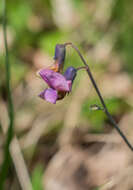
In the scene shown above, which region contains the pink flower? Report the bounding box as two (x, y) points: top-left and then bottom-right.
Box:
(39, 67), (77, 104)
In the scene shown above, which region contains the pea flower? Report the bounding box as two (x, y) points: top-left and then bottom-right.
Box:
(39, 66), (77, 104)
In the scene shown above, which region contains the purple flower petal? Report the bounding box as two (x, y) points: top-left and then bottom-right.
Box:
(67, 80), (72, 91)
(39, 88), (58, 104)
(39, 69), (53, 87)
(39, 69), (71, 92)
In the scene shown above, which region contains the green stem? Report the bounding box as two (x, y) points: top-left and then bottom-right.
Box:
(0, 0), (14, 188)
(66, 42), (133, 151)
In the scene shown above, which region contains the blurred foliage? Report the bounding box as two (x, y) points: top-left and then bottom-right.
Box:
(39, 30), (68, 55)
(0, 0), (133, 86)
(81, 97), (130, 133)
(111, 0), (133, 74)
(31, 164), (44, 190)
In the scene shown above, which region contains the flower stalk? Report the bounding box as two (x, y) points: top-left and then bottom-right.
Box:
(65, 42), (133, 151)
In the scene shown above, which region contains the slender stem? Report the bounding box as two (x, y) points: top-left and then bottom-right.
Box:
(76, 66), (86, 71)
(0, 0), (14, 188)
(66, 42), (133, 151)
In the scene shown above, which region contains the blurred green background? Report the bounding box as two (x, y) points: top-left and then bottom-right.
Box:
(0, 0), (133, 189)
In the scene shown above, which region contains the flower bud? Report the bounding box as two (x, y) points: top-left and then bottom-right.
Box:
(64, 66), (77, 82)
(54, 44), (66, 72)
(54, 44), (66, 61)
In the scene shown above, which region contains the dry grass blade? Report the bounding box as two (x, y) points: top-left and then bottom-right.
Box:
(10, 137), (33, 190)
(0, 102), (32, 190)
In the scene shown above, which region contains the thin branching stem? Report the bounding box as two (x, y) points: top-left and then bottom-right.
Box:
(65, 42), (133, 151)
(76, 66), (86, 71)
(0, 0), (14, 188)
